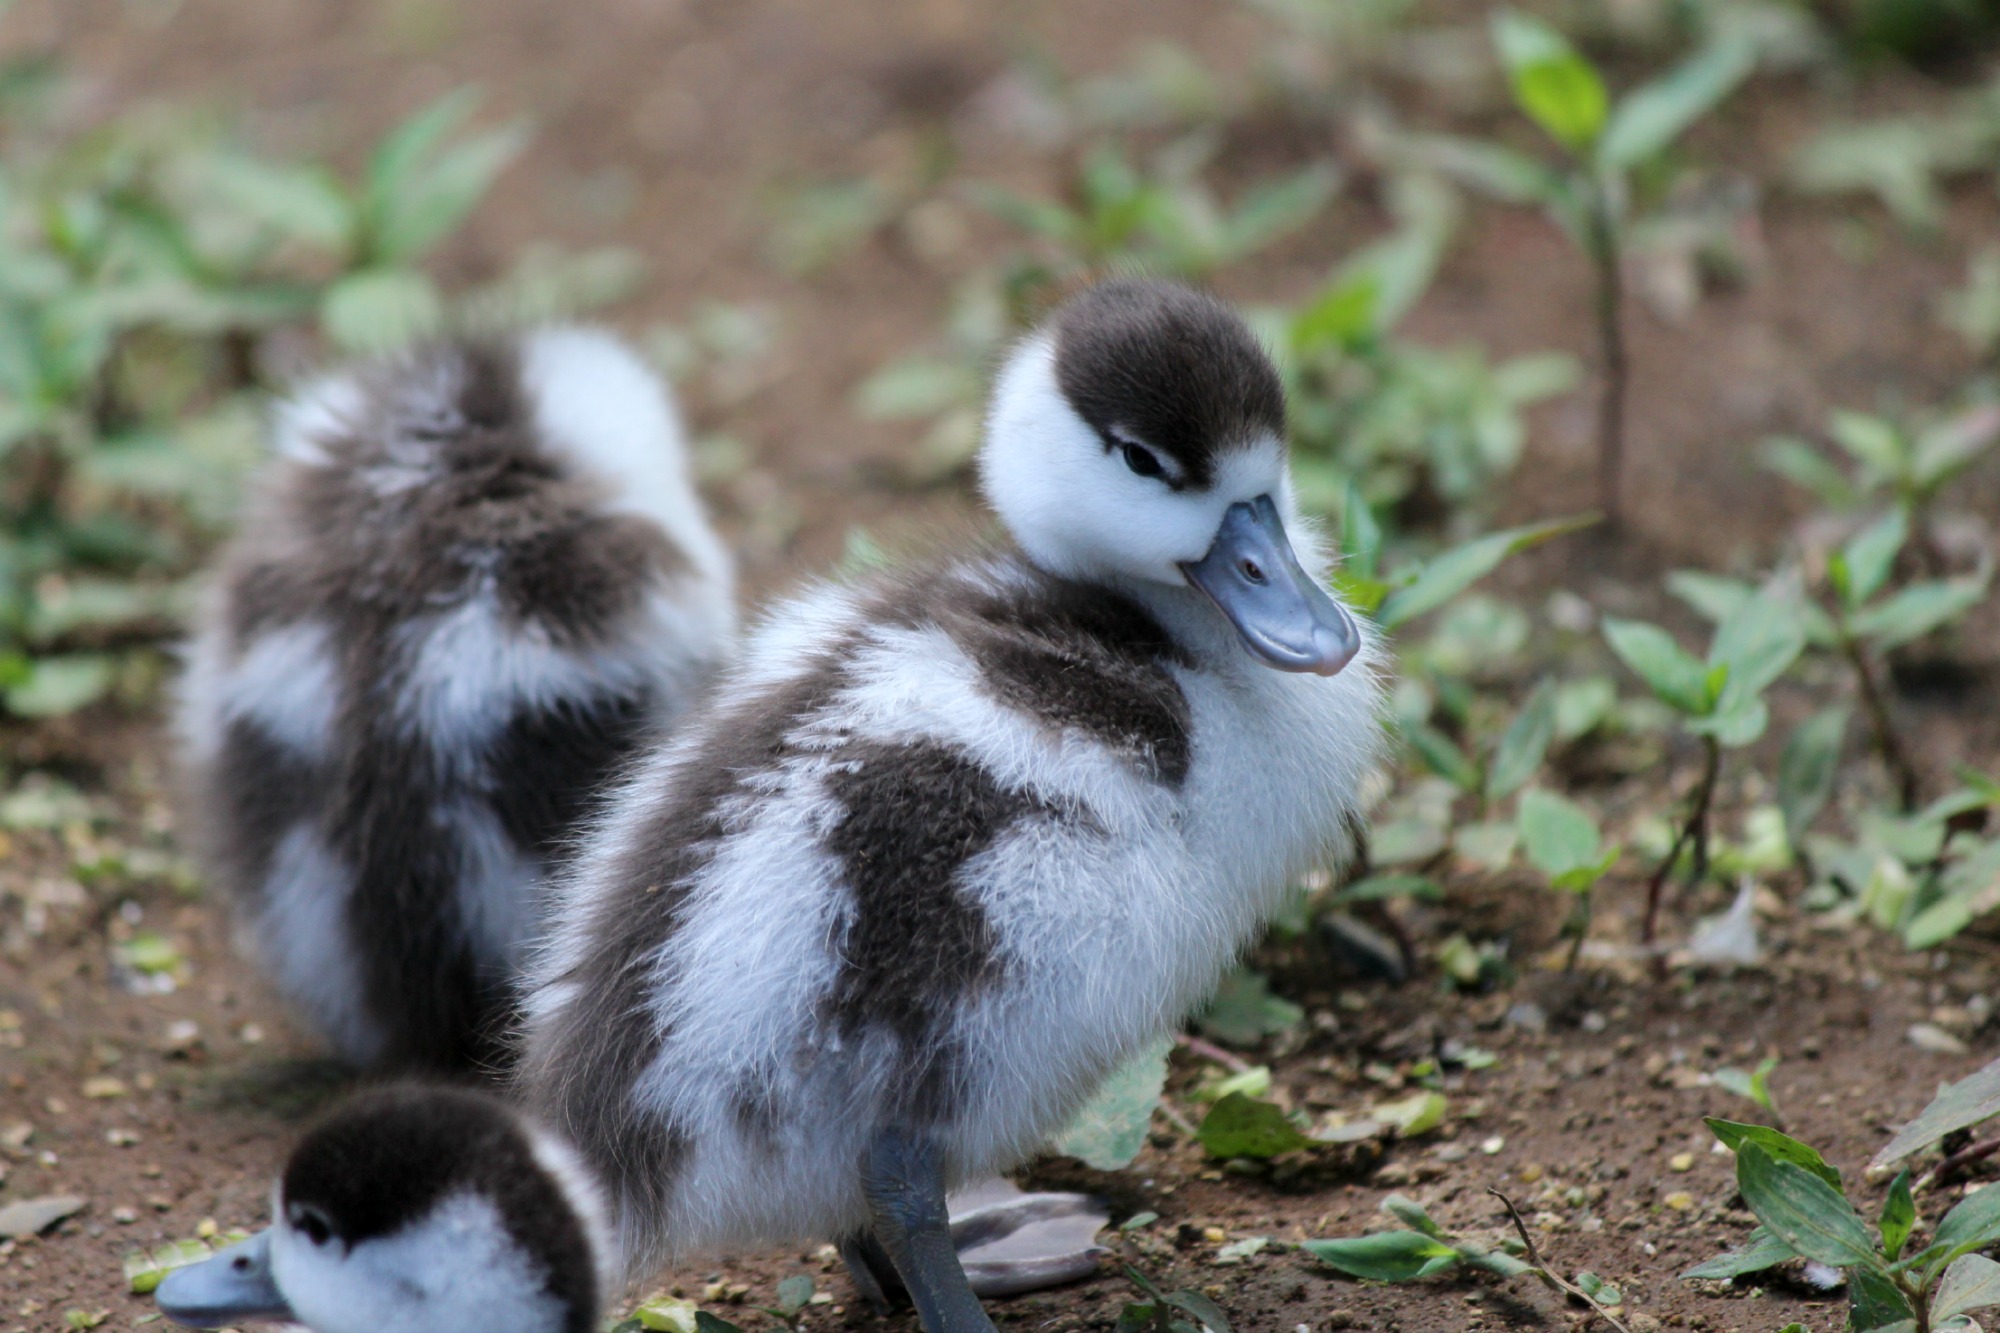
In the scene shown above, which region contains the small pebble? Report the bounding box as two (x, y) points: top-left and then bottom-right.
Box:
(196, 1218), (218, 1239)
(1663, 1192), (1695, 1211)
(111, 1208), (137, 1225)
(1201, 1226), (1227, 1243)
(1908, 1023), (1970, 1056)
(1480, 1136), (1505, 1155)
(80, 1077), (126, 1100)
(1669, 1152), (1695, 1172)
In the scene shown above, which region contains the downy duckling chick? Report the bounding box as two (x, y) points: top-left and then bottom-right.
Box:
(177, 330), (735, 1072)
(154, 1085), (614, 1333)
(516, 278), (1383, 1333)
(152, 1087), (1108, 1332)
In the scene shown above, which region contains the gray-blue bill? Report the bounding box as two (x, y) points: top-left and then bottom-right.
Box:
(1180, 494), (1361, 676)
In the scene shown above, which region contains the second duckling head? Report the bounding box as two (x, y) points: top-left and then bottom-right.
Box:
(980, 278), (1360, 677)
(155, 1085), (612, 1333)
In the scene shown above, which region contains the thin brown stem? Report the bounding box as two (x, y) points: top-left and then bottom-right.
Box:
(1588, 185), (1628, 530)
(1916, 1132), (2000, 1193)
(1844, 631), (1921, 812)
(1176, 1033), (1253, 1075)
(1644, 736), (1722, 947)
(1488, 1189), (1633, 1333)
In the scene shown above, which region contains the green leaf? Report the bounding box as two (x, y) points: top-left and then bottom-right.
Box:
(1375, 515), (1594, 629)
(1848, 1265), (1917, 1332)
(1050, 1037), (1171, 1170)
(1298, 1230), (1460, 1282)
(1681, 1227), (1799, 1280)
(319, 268), (444, 354)
(1935, 1254), (2000, 1324)
(1195, 1093), (1311, 1159)
(1598, 39), (1754, 170)
(1828, 410), (1907, 478)
(1667, 569), (1755, 625)
(5, 654), (113, 718)
(1379, 1195), (1445, 1239)
(1374, 1090), (1447, 1137)
(631, 1297), (701, 1332)
(851, 356), (980, 421)
(1733, 1143), (1880, 1269)
(1880, 1170), (1916, 1262)
(1759, 435), (1857, 508)
(1162, 1288), (1232, 1333)
(1334, 873), (1443, 905)
(1912, 405), (2000, 493)
(1197, 970), (1304, 1048)
(1687, 697), (1768, 748)
(773, 1276), (814, 1315)
(1491, 11), (1608, 155)
(1406, 721), (1480, 792)
(1872, 1057), (2000, 1172)
(1602, 617), (1714, 714)
(1713, 1056), (1780, 1113)
(378, 120), (527, 264)
(1517, 788), (1603, 880)
(1709, 572), (1808, 715)
(1930, 1180), (2000, 1271)
(1338, 485), (1382, 581)
(1486, 683), (1557, 801)
(1399, 132), (1564, 206)
(1843, 510), (1909, 610)
(693, 1314), (748, 1333)
(1705, 1119), (1843, 1189)
(1778, 707), (1848, 851)
(1851, 569), (1993, 651)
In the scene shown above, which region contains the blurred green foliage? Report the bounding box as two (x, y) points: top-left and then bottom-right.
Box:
(0, 60), (637, 720)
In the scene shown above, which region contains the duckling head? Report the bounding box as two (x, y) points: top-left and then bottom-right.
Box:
(155, 1086), (607, 1333)
(980, 277), (1361, 676)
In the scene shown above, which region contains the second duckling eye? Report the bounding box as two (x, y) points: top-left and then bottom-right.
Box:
(289, 1203), (334, 1247)
(1120, 442), (1166, 480)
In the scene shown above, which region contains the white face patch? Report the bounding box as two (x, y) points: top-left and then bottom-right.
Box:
(979, 336), (1287, 585)
(272, 1193), (569, 1333)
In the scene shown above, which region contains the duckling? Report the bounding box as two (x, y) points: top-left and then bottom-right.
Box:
(152, 1086), (1108, 1332)
(177, 329), (735, 1072)
(153, 1085), (614, 1333)
(516, 278), (1382, 1332)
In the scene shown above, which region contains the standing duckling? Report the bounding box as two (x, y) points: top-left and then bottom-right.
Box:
(178, 329), (735, 1072)
(517, 279), (1383, 1331)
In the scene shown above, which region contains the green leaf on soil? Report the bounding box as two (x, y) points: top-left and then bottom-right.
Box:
(1880, 1170), (1916, 1262)
(1598, 38), (1753, 170)
(1733, 1144), (1880, 1269)
(1486, 683), (1557, 801)
(1682, 1227), (1799, 1280)
(1517, 788), (1605, 882)
(1872, 1057), (2000, 1171)
(1197, 970), (1304, 1047)
(1374, 516), (1594, 630)
(1934, 1253), (2000, 1324)
(1602, 617), (1714, 714)
(1491, 11), (1608, 155)
(1050, 1037), (1172, 1170)
(1299, 1230), (1460, 1282)
(1196, 1093), (1312, 1159)
(1779, 707), (1848, 851)
(1705, 1119), (1842, 1189)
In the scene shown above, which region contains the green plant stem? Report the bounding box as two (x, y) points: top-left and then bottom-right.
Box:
(1564, 888), (1591, 972)
(1586, 180), (1627, 530)
(1487, 1189), (1633, 1333)
(1644, 735), (1721, 947)
(1178, 1033), (1253, 1075)
(1841, 628), (1921, 812)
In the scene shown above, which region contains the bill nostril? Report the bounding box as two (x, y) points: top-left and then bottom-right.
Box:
(1240, 558), (1265, 584)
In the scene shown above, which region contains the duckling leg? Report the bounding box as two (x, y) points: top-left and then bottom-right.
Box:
(836, 1233), (901, 1312)
(860, 1126), (996, 1333)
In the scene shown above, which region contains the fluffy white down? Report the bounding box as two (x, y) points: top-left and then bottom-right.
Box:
(272, 1193), (567, 1333)
(525, 557), (1385, 1269)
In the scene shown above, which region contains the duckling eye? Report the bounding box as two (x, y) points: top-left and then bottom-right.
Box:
(1121, 442), (1165, 480)
(290, 1203), (334, 1247)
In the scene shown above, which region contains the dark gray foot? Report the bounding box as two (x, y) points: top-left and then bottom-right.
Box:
(844, 1179), (1111, 1309)
(860, 1127), (996, 1333)
(838, 1232), (903, 1313)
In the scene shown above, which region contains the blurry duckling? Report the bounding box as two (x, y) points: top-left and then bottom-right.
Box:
(177, 329), (735, 1072)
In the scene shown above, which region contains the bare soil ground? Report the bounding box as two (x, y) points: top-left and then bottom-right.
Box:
(2, 2), (1999, 1331)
